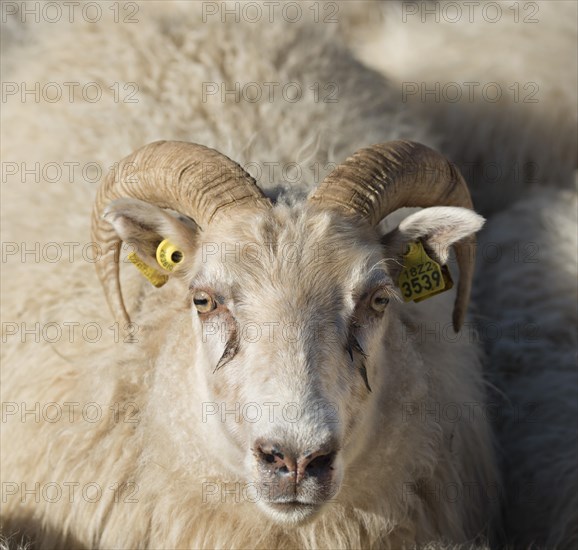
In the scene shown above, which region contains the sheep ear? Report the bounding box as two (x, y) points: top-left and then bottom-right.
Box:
(103, 197), (199, 274)
(381, 206), (485, 277)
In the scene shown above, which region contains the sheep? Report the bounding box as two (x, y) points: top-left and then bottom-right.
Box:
(0, 2), (501, 548)
(2, 159), (497, 548)
(474, 188), (578, 549)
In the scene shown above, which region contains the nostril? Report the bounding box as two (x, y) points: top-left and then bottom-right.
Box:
(257, 446), (284, 463)
(305, 451), (337, 474)
(263, 452), (275, 464)
(255, 443), (294, 474)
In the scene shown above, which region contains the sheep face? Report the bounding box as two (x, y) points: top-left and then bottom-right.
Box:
(187, 206), (387, 524)
(105, 198), (484, 526)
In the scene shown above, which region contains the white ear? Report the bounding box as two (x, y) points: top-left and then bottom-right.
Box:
(396, 207), (485, 264)
(103, 197), (199, 270)
(382, 206), (485, 282)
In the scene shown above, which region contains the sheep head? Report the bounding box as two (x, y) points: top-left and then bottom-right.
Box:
(92, 140), (483, 525)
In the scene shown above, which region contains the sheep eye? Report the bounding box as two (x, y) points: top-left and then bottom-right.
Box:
(370, 289), (390, 312)
(193, 291), (216, 314)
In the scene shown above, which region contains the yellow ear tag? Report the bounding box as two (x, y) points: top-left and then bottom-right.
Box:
(156, 239), (184, 272)
(397, 241), (453, 303)
(127, 252), (169, 288)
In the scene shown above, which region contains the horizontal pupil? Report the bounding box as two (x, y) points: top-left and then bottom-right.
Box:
(194, 299), (208, 305)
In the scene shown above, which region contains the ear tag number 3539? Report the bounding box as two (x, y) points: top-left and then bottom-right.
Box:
(398, 241), (453, 303)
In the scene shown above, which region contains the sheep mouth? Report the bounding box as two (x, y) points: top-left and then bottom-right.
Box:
(260, 500), (322, 524)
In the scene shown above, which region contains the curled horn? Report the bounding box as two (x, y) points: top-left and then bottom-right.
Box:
(309, 140), (475, 331)
(92, 140), (271, 325)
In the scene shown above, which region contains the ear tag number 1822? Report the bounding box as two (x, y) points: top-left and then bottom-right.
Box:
(398, 241), (453, 303)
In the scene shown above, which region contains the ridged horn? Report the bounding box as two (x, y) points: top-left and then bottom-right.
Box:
(309, 140), (475, 331)
(92, 140), (271, 325)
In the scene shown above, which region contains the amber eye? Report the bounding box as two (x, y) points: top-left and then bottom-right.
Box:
(370, 288), (390, 312)
(193, 291), (216, 314)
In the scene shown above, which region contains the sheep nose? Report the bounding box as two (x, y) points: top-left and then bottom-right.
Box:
(254, 440), (337, 485)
